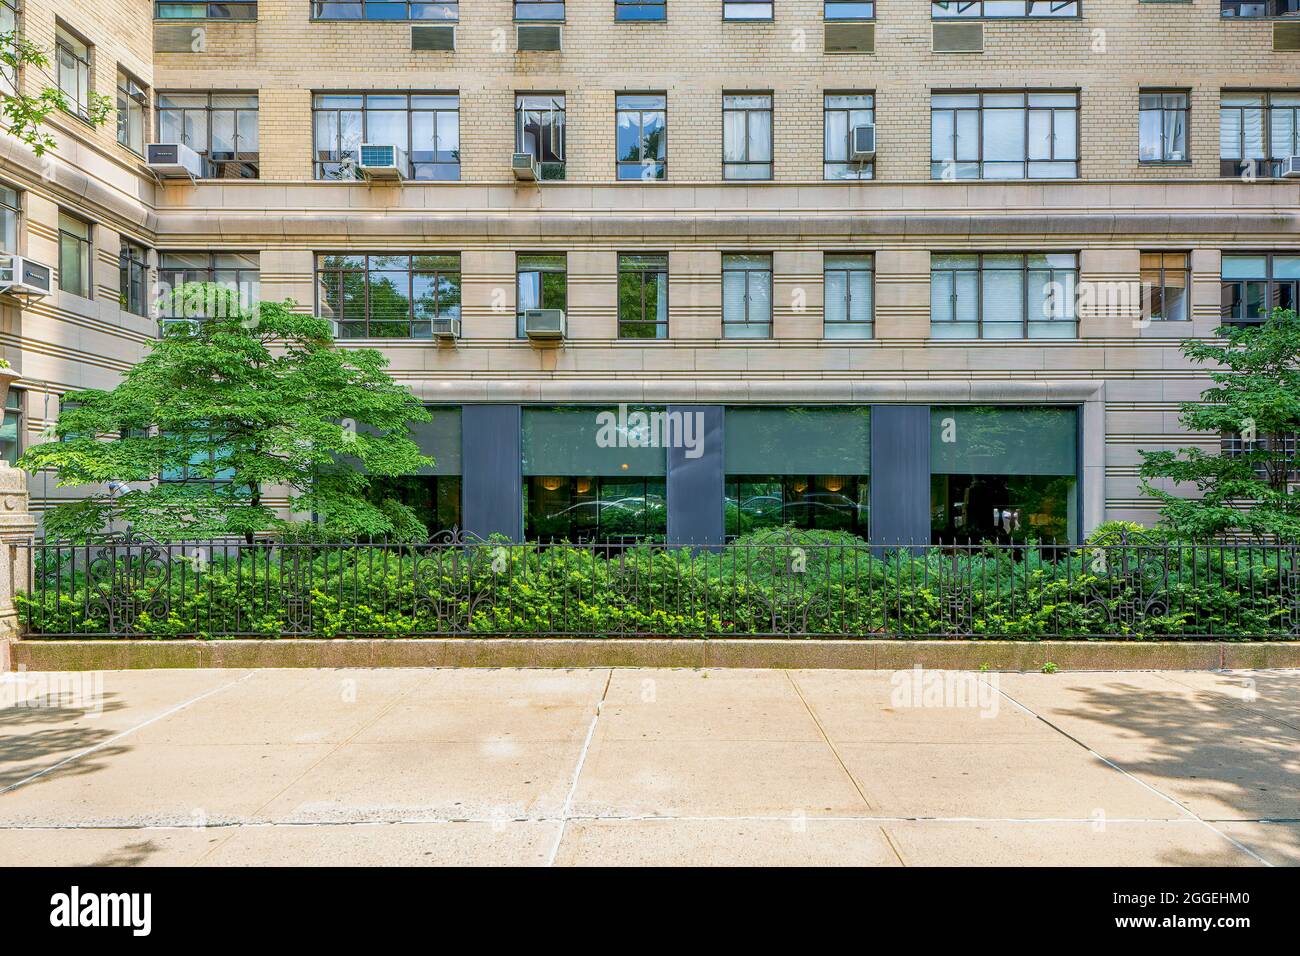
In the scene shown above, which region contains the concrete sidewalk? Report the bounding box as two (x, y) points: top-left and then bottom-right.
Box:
(0, 667), (1296, 866)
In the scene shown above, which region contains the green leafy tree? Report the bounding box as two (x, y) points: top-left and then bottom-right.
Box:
(19, 284), (435, 543)
(1139, 307), (1300, 540)
(1, 31), (113, 156)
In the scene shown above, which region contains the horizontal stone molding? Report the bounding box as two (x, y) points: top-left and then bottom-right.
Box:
(409, 378), (1105, 404)
(154, 211), (1300, 242)
(10, 639), (1299, 672)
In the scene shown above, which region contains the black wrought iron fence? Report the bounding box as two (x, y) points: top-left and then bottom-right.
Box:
(13, 529), (1300, 640)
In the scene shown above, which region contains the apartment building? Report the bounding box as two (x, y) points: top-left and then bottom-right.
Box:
(1, 0), (1298, 545)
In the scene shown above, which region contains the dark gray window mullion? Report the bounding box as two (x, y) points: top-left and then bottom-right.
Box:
(1021, 256), (1029, 336)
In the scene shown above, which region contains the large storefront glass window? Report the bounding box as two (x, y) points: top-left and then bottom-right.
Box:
(362, 406), (462, 535)
(929, 406), (1078, 545)
(724, 406), (870, 537)
(522, 406), (667, 542)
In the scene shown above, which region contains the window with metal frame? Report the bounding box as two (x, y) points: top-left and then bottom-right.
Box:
(516, 93), (565, 180)
(1220, 1), (1300, 16)
(1140, 252), (1189, 322)
(315, 253), (461, 339)
(159, 427), (235, 485)
(311, 1), (459, 19)
(930, 252), (1078, 339)
(823, 254), (873, 339)
(722, 253), (773, 339)
(515, 0), (564, 19)
(1221, 431), (1299, 483)
(156, 252), (259, 322)
(932, 1), (1078, 15)
(616, 93), (666, 180)
(824, 92), (874, 180)
(0, 387), (22, 466)
(1, 0), (19, 95)
(0, 185), (18, 253)
(1139, 91), (1188, 163)
(825, 1), (874, 17)
(117, 70), (148, 154)
(516, 253), (567, 337)
(1220, 91), (1300, 177)
(120, 240), (150, 317)
(155, 3), (257, 18)
(57, 211), (92, 298)
(724, 1), (773, 19)
(618, 254), (668, 339)
(313, 92), (459, 181)
(157, 92), (260, 178)
(55, 25), (91, 120)
(931, 91), (1078, 180)
(616, 0), (666, 19)
(723, 93), (772, 180)
(1220, 253), (1300, 324)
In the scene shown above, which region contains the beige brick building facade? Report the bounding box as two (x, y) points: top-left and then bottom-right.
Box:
(1, 0), (1297, 540)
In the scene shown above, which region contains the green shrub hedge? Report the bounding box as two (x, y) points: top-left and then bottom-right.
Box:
(16, 528), (1300, 640)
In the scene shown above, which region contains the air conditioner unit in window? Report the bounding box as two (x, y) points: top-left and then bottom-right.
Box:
(517, 24), (562, 51)
(0, 255), (54, 297)
(524, 309), (566, 341)
(512, 152), (540, 181)
(850, 125), (876, 162)
(431, 316), (461, 340)
(1282, 156), (1300, 178)
(358, 144), (408, 181)
(146, 142), (204, 180)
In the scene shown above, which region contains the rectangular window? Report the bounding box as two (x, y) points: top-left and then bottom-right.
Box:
(930, 406), (1078, 545)
(155, 3), (257, 18)
(724, 1), (774, 18)
(157, 252), (259, 321)
(55, 25), (91, 120)
(1220, 92), (1300, 178)
(1221, 253), (1300, 324)
(522, 406), (666, 542)
(159, 427), (235, 485)
(517, 253), (567, 337)
(120, 240), (149, 317)
(931, 91), (1079, 180)
(1140, 252), (1189, 322)
(116, 69), (148, 155)
(824, 92), (874, 180)
(313, 92), (459, 181)
(933, 1), (1078, 15)
(516, 93), (565, 180)
(315, 253), (461, 339)
(616, 0), (666, 19)
(724, 407), (871, 538)
(723, 93), (773, 180)
(1221, 1), (1300, 16)
(515, 0), (564, 19)
(823, 253), (873, 339)
(1139, 91), (1188, 163)
(616, 93), (666, 181)
(311, 2), (459, 19)
(158, 92), (260, 178)
(0, 387), (22, 466)
(930, 252), (1078, 339)
(722, 253), (772, 339)
(0, 185), (18, 253)
(367, 407), (463, 534)
(826, 1), (875, 17)
(57, 212), (91, 298)
(1, 0), (18, 94)
(1221, 430), (1299, 483)
(618, 253), (668, 339)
